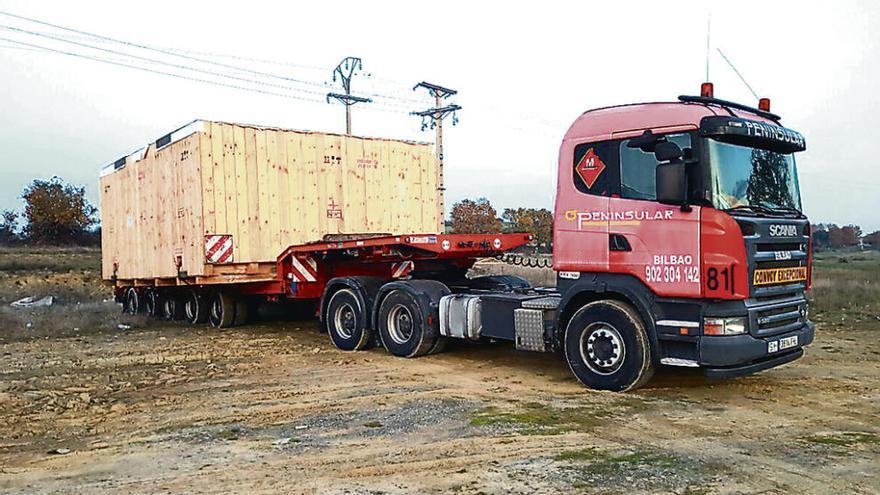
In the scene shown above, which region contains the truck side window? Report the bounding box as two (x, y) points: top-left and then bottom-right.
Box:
(619, 133), (691, 201)
(572, 140), (620, 197)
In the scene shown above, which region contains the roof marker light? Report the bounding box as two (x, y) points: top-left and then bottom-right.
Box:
(701, 82), (714, 98)
(758, 98), (771, 112)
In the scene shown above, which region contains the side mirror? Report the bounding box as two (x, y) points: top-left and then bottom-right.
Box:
(656, 161), (687, 206)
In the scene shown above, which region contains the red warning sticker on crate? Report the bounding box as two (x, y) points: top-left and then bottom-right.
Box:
(290, 255), (318, 283)
(205, 234), (233, 264)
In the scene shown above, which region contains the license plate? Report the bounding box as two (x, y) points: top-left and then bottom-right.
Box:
(768, 335), (798, 353)
(753, 267), (808, 286)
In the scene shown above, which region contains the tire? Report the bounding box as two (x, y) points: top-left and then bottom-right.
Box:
(209, 292), (237, 328)
(184, 290), (208, 325)
(233, 299), (250, 327)
(466, 275), (531, 291)
(325, 288), (372, 351)
(161, 294), (184, 321)
(377, 288), (436, 358)
(410, 280), (452, 355)
(144, 288), (161, 317)
(563, 300), (654, 392)
(123, 288), (140, 315)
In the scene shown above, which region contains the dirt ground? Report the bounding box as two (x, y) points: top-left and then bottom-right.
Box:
(0, 249), (879, 494)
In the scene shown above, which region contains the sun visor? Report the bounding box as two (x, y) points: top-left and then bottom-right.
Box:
(700, 116), (806, 153)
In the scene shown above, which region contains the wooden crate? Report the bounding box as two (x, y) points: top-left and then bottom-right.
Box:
(100, 121), (441, 282)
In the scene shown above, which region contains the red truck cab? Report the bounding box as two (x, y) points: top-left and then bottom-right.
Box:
(552, 92), (813, 389)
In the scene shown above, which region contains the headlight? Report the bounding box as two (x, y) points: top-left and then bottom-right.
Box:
(703, 317), (747, 336)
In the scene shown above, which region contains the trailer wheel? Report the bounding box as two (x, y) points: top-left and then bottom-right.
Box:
(563, 300), (654, 392)
(233, 299), (250, 327)
(209, 292), (237, 328)
(325, 288), (372, 351)
(144, 288), (161, 317)
(162, 294), (184, 321)
(377, 284), (443, 358)
(123, 288), (140, 315)
(184, 290), (208, 325)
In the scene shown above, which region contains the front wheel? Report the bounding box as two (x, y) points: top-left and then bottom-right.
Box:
(563, 300), (654, 392)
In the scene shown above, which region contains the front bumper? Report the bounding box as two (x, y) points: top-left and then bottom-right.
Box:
(699, 320), (814, 378)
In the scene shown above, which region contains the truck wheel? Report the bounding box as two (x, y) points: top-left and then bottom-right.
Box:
(325, 288), (372, 351)
(144, 288), (161, 317)
(184, 290), (208, 324)
(563, 300), (654, 392)
(123, 288), (140, 315)
(209, 292), (237, 328)
(162, 294), (184, 320)
(377, 285), (440, 358)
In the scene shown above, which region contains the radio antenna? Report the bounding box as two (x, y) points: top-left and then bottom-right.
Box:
(705, 13), (711, 81)
(717, 48), (759, 100)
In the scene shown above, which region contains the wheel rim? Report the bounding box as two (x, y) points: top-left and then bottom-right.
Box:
(145, 291), (156, 315)
(579, 322), (625, 375)
(163, 298), (174, 319)
(333, 302), (357, 339)
(209, 297), (222, 326)
(126, 291), (138, 315)
(386, 304), (414, 345)
(185, 297), (196, 321)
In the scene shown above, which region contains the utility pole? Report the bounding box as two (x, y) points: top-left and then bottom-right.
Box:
(412, 82), (460, 232)
(327, 57), (371, 135)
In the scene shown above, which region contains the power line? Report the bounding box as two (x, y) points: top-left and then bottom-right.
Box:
(0, 10), (333, 91)
(0, 24), (331, 98)
(0, 35), (330, 103)
(0, 10), (433, 109)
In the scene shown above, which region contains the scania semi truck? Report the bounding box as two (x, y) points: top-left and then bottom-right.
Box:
(107, 85), (813, 391)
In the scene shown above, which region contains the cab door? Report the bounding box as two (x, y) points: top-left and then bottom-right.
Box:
(608, 132), (701, 298)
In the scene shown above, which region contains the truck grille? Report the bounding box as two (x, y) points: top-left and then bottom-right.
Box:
(736, 217), (811, 337)
(753, 299), (805, 336)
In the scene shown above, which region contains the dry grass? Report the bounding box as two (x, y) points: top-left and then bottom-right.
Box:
(0, 246), (136, 342)
(810, 250), (880, 328)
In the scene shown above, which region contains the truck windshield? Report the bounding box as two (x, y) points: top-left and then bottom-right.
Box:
(707, 139), (802, 212)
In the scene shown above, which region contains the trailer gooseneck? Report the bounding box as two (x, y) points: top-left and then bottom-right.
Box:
(108, 87), (814, 391)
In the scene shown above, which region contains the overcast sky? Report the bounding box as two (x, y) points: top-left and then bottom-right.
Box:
(1, 1), (878, 231)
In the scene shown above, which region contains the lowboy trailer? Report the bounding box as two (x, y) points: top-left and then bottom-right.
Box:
(109, 85), (815, 391)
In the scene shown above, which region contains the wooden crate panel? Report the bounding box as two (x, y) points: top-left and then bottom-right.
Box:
(101, 121), (440, 282)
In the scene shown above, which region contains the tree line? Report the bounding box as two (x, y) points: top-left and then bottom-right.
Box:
(1, 177), (99, 246)
(1, 177), (877, 252)
(446, 198), (880, 253)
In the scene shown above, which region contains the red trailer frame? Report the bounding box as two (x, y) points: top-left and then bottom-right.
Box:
(275, 233), (534, 299)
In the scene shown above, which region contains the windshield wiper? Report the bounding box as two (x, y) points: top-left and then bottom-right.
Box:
(725, 204), (804, 218)
(766, 205), (805, 218)
(725, 205), (773, 216)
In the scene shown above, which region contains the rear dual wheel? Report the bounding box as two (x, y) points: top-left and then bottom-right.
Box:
(325, 288), (373, 351)
(208, 292), (249, 328)
(377, 281), (448, 358)
(184, 290), (209, 325)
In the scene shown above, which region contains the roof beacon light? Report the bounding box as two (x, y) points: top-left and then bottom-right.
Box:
(700, 82), (714, 98)
(758, 98), (771, 112)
